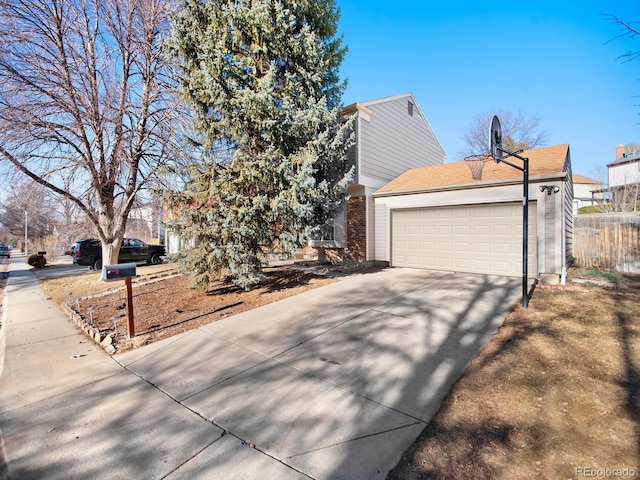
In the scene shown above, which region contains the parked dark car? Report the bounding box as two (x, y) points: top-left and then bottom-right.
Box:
(0, 245), (10, 258)
(72, 238), (165, 270)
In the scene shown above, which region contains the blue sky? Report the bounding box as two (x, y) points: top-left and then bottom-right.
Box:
(337, 1), (639, 179)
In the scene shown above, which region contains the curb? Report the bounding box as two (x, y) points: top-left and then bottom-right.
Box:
(61, 302), (117, 354)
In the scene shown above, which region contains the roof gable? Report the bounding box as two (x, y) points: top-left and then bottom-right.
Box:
(376, 144), (570, 194)
(343, 94), (444, 158)
(572, 174), (600, 185)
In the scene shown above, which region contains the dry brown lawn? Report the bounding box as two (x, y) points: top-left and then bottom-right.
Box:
(388, 270), (640, 479)
(39, 260), (381, 352)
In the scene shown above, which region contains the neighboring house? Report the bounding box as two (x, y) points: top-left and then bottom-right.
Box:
(373, 144), (574, 281)
(609, 143), (640, 188)
(606, 143), (640, 209)
(572, 174), (603, 213)
(127, 204), (164, 245)
(309, 93), (446, 263)
(164, 203), (197, 255)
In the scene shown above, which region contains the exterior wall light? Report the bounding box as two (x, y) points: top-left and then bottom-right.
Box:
(539, 185), (560, 195)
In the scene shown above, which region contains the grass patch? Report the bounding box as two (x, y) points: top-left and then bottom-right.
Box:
(572, 268), (624, 284)
(40, 262), (178, 305)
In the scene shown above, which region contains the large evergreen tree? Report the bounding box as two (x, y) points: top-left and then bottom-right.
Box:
(168, 0), (353, 290)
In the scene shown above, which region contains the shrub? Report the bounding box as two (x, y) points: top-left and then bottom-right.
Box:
(27, 254), (47, 268)
(577, 205), (601, 214)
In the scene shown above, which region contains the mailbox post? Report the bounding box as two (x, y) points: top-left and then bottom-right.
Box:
(102, 263), (137, 338)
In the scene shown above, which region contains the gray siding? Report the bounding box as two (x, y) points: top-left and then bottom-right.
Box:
(564, 151), (574, 265)
(374, 202), (387, 262)
(366, 195), (376, 261)
(544, 196), (556, 272)
(358, 95), (445, 185)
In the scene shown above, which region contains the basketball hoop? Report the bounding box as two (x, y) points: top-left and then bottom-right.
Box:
(490, 115), (503, 163)
(487, 113), (530, 308)
(464, 155), (489, 181)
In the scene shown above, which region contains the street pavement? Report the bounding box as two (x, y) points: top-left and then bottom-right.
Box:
(0, 253), (521, 479)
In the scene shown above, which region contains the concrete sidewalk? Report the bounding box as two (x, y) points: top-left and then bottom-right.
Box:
(0, 254), (521, 479)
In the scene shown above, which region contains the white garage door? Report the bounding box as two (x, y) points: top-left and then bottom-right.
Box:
(391, 202), (537, 277)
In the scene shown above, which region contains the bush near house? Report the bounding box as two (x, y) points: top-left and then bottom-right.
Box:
(26, 253), (46, 268)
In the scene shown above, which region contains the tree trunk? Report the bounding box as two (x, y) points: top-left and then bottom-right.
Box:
(102, 238), (122, 268)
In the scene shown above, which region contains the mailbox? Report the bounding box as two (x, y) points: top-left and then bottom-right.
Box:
(102, 263), (137, 281)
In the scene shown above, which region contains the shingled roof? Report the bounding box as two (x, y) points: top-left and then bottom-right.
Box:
(572, 174), (600, 185)
(376, 144), (570, 194)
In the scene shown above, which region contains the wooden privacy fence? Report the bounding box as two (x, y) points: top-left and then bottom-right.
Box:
(573, 214), (640, 273)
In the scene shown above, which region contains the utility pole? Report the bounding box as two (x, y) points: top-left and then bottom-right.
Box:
(24, 211), (28, 256)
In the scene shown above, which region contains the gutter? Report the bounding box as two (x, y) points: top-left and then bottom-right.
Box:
(373, 172), (568, 198)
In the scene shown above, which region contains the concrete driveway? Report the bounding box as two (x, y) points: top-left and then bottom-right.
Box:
(1, 257), (521, 479)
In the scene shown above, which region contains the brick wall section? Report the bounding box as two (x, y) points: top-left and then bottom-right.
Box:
(346, 196), (367, 262)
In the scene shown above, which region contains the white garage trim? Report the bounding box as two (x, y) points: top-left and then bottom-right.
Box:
(391, 202), (537, 277)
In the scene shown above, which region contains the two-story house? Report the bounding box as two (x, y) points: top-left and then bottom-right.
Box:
(165, 93), (446, 260)
(610, 143), (640, 187)
(308, 93), (446, 264)
(607, 143), (640, 209)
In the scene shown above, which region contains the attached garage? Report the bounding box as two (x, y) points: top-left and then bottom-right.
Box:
(391, 202), (537, 277)
(373, 144), (574, 282)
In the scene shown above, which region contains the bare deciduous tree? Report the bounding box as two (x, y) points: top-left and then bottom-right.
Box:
(604, 14), (640, 63)
(0, 181), (55, 241)
(0, 0), (192, 266)
(604, 14), (639, 119)
(0, 178), (97, 253)
(459, 109), (551, 159)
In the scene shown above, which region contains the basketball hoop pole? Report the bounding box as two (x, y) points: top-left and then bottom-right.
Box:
(495, 146), (529, 308)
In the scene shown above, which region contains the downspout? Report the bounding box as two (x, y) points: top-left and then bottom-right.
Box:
(561, 181), (568, 285)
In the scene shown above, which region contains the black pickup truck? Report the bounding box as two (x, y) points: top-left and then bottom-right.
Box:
(72, 238), (165, 270)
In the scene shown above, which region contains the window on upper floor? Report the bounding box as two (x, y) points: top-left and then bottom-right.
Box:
(408, 101), (414, 116)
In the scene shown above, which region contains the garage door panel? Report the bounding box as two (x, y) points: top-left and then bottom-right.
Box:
(494, 225), (513, 235)
(455, 242), (471, 252)
(493, 261), (513, 275)
(437, 242), (452, 252)
(474, 259), (491, 271)
(422, 258), (437, 268)
(455, 209), (471, 219)
(455, 258), (472, 269)
(474, 244), (490, 254)
(437, 258), (453, 269)
(391, 203), (537, 277)
(393, 225), (406, 235)
(494, 243), (512, 254)
(493, 208), (513, 218)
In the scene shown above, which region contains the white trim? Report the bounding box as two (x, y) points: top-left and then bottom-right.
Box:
(308, 240), (345, 248)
